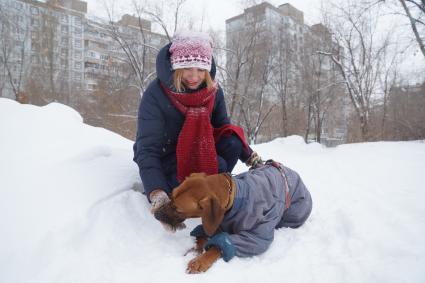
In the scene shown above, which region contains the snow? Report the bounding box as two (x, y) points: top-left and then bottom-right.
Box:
(1, 97), (425, 283)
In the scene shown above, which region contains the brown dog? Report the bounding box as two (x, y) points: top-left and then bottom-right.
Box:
(170, 172), (235, 273)
(158, 164), (313, 274)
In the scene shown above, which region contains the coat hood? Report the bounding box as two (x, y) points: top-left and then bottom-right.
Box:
(156, 43), (217, 89)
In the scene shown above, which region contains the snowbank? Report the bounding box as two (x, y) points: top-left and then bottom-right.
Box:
(1, 98), (424, 283)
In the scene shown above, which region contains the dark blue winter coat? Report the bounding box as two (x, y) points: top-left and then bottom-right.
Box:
(133, 43), (247, 199)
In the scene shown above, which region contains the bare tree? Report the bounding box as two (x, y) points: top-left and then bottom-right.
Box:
(238, 47), (276, 144)
(224, 7), (276, 144)
(385, 81), (425, 140)
(269, 23), (297, 137)
(105, 14), (155, 93)
(103, 0), (189, 93)
(319, 1), (392, 141)
(367, 0), (425, 59)
(397, 0), (425, 59)
(0, 2), (29, 100)
(134, 0), (187, 41)
(224, 22), (259, 120)
(378, 42), (400, 139)
(301, 24), (346, 144)
(30, 0), (71, 104)
(80, 0), (189, 138)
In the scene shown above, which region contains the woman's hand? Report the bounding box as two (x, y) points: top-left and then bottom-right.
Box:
(150, 189), (170, 213)
(246, 151), (264, 169)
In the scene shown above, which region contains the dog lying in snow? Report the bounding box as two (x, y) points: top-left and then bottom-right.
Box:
(154, 161), (312, 273)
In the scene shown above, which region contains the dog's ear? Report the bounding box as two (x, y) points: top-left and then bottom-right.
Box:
(199, 196), (225, 236)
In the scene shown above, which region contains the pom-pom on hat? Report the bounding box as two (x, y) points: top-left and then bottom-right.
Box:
(170, 30), (213, 71)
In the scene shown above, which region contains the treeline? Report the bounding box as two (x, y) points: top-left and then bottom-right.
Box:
(1, 0), (424, 144)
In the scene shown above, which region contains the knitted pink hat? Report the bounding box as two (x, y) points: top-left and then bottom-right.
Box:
(169, 31), (212, 71)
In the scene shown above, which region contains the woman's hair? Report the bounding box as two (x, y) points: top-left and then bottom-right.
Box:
(172, 69), (214, 92)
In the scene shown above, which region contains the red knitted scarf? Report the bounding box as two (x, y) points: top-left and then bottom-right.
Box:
(161, 83), (218, 182)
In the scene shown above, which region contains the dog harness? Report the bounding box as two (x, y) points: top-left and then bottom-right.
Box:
(265, 160), (291, 209)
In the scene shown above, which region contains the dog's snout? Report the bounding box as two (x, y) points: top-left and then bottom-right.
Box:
(154, 202), (186, 228)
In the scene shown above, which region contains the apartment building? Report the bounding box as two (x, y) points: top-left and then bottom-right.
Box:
(225, 2), (347, 144)
(0, 0), (87, 100)
(84, 14), (167, 92)
(226, 2), (308, 59)
(225, 2), (310, 102)
(0, 0), (166, 102)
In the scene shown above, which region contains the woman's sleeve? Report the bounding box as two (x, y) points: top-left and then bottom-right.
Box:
(133, 88), (170, 200)
(211, 85), (253, 162)
(211, 86), (231, 128)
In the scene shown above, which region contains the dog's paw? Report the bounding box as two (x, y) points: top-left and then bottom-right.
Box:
(186, 247), (221, 274)
(186, 257), (209, 274)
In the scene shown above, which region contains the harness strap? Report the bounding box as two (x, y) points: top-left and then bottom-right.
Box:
(265, 160), (291, 209)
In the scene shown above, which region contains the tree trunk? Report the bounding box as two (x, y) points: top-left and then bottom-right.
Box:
(304, 101), (312, 142)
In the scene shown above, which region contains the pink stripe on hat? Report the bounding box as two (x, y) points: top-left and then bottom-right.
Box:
(170, 30), (212, 71)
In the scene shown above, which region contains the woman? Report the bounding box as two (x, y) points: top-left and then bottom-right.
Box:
(133, 31), (262, 231)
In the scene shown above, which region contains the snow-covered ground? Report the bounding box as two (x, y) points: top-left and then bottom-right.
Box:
(1, 97), (424, 283)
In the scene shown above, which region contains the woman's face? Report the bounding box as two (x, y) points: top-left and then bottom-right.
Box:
(181, 68), (206, 90)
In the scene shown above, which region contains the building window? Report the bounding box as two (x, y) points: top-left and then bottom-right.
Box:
(61, 37), (68, 45)
(74, 27), (82, 38)
(31, 6), (39, 15)
(74, 72), (82, 81)
(31, 18), (39, 27)
(31, 31), (37, 40)
(61, 25), (68, 33)
(52, 11), (60, 20)
(61, 14), (68, 23)
(85, 62), (99, 69)
(74, 40), (82, 48)
(74, 51), (82, 60)
(60, 58), (68, 67)
(14, 2), (23, 9)
(61, 48), (68, 57)
(14, 15), (23, 23)
(74, 62), (82, 70)
(74, 16), (82, 26)
(31, 42), (38, 51)
(15, 40), (24, 48)
(74, 27), (82, 33)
